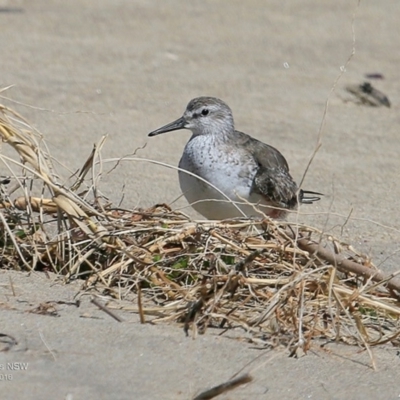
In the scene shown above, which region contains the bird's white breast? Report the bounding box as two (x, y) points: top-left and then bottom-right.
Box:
(178, 135), (271, 219)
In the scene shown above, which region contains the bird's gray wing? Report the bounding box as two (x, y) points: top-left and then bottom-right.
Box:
(232, 130), (299, 208)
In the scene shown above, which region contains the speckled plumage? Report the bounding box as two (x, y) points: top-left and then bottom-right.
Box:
(148, 97), (321, 220)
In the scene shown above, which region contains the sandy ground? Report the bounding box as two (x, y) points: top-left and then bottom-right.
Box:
(1, 0), (400, 398)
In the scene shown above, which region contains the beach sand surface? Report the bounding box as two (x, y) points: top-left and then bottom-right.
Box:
(1, 1), (400, 398)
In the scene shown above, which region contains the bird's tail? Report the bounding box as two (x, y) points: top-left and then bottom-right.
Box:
(299, 189), (323, 204)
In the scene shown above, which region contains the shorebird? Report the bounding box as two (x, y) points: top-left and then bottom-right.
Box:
(148, 97), (321, 220)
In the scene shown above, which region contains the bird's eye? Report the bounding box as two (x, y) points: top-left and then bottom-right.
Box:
(201, 108), (209, 116)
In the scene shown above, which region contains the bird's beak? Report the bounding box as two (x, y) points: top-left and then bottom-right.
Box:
(148, 117), (186, 137)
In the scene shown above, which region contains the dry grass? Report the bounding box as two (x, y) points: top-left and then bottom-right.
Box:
(1, 99), (400, 367)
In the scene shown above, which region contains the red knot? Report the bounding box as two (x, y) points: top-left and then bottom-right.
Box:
(148, 97), (321, 219)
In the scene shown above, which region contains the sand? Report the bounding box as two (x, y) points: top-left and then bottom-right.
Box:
(1, 0), (400, 398)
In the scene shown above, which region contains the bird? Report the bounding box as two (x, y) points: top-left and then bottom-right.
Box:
(148, 97), (321, 220)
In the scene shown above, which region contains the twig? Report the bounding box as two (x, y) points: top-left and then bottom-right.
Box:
(295, 236), (400, 294)
(193, 373), (253, 400)
(91, 297), (123, 322)
(137, 283), (145, 324)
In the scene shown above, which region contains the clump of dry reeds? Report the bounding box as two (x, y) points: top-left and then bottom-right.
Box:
(1, 97), (400, 365)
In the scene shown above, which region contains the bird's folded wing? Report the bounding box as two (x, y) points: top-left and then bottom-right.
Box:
(252, 167), (298, 208)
